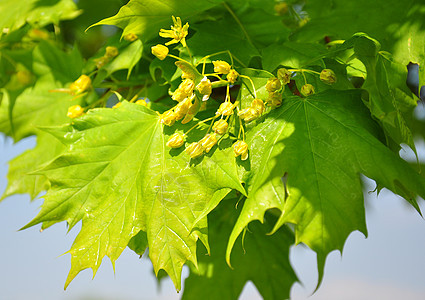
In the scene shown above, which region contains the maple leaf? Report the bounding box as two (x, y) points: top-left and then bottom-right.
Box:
(22, 102), (245, 290)
(184, 198), (298, 300)
(226, 89), (425, 285)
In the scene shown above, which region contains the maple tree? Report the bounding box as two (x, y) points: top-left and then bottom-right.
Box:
(1, 0), (425, 299)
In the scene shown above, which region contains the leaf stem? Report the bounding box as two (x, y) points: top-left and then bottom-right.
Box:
(223, 2), (255, 48)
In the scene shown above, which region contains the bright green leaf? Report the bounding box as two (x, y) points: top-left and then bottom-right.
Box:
(22, 102), (244, 290)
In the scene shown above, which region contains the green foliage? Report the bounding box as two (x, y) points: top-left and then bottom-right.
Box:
(1, 0), (425, 299)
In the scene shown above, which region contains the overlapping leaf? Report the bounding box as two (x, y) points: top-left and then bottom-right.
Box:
(0, 0), (81, 32)
(22, 102), (244, 290)
(226, 89), (425, 284)
(90, 0), (223, 42)
(184, 199), (298, 300)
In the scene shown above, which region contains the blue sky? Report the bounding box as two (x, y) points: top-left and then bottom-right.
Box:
(1, 132), (425, 300)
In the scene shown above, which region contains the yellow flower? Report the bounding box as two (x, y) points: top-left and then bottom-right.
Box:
(212, 119), (228, 135)
(274, 2), (289, 15)
(227, 69), (239, 84)
(267, 91), (282, 108)
(175, 61), (197, 80)
(199, 133), (217, 153)
(16, 70), (33, 86)
(174, 97), (192, 120)
(238, 107), (258, 122)
(124, 33), (138, 42)
(277, 68), (292, 85)
(216, 101), (236, 116)
(213, 60), (231, 74)
(105, 46), (119, 58)
(151, 44), (169, 60)
(186, 142), (204, 159)
(172, 79), (195, 102)
(67, 105), (84, 118)
(159, 110), (176, 126)
(159, 16), (189, 47)
(196, 77), (212, 101)
(166, 132), (185, 148)
(69, 75), (92, 95)
(320, 69), (337, 84)
(300, 84), (315, 97)
(112, 102), (122, 109)
(266, 78), (282, 93)
(233, 140), (249, 160)
(251, 98), (265, 115)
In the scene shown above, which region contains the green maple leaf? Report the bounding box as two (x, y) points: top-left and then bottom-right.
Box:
(226, 89), (425, 285)
(184, 199), (298, 300)
(90, 0), (223, 42)
(22, 102), (244, 290)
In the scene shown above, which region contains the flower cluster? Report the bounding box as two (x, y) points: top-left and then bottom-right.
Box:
(95, 46), (119, 69)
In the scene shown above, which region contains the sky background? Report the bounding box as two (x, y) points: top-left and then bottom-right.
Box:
(1, 108), (425, 300)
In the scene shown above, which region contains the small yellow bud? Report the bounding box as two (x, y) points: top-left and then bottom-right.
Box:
(300, 84), (315, 97)
(69, 75), (92, 95)
(233, 140), (249, 160)
(196, 77), (212, 101)
(266, 78), (282, 93)
(227, 69), (239, 84)
(277, 68), (292, 85)
(67, 105), (84, 118)
(16, 70), (33, 86)
(172, 79), (195, 102)
(238, 107), (258, 122)
(124, 33), (138, 42)
(212, 119), (228, 135)
(274, 2), (289, 15)
(135, 99), (147, 106)
(151, 44), (169, 60)
(186, 142), (204, 159)
(95, 57), (108, 69)
(199, 133), (217, 153)
(267, 92), (282, 108)
(159, 110), (176, 126)
(251, 98), (265, 115)
(105, 46), (119, 58)
(320, 69), (337, 84)
(174, 97), (192, 120)
(213, 60), (231, 74)
(216, 101), (235, 116)
(166, 132), (185, 148)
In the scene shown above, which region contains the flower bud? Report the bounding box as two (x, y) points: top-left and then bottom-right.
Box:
(238, 107), (258, 122)
(95, 57), (108, 69)
(213, 60), (231, 74)
(196, 77), (212, 101)
(274, 2), (289, 15)
(159, 110), (176, 126)
(70, 75), (92, 95)
(212, 119), (228, 135)
(67, 105), (84, 118)
(16, 70), (33, 86)
(175, 61), (197, 80)
(166, 132), (185, 148)
(277, 68), (292, 85)
(112, 102), (122, 109)
(186, 142), (204, 159)
(172, 79), (195, 102)
(174, 97), (192, 120)
(105, 46), (119, 58)
(266, 78), (282, 93)
(151, 44), (169, 60)
(300, 84), (315, 97)
(124, 33), (138, 42)
(320, 69), (337, 84)
(267, 92), (282, 108)
(233, 140), (249, 160)
(251, 98), (265, 115)
(199, 133), (217, 153)
(227, 69), (239, 84)
(216, 101), (235, 116)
